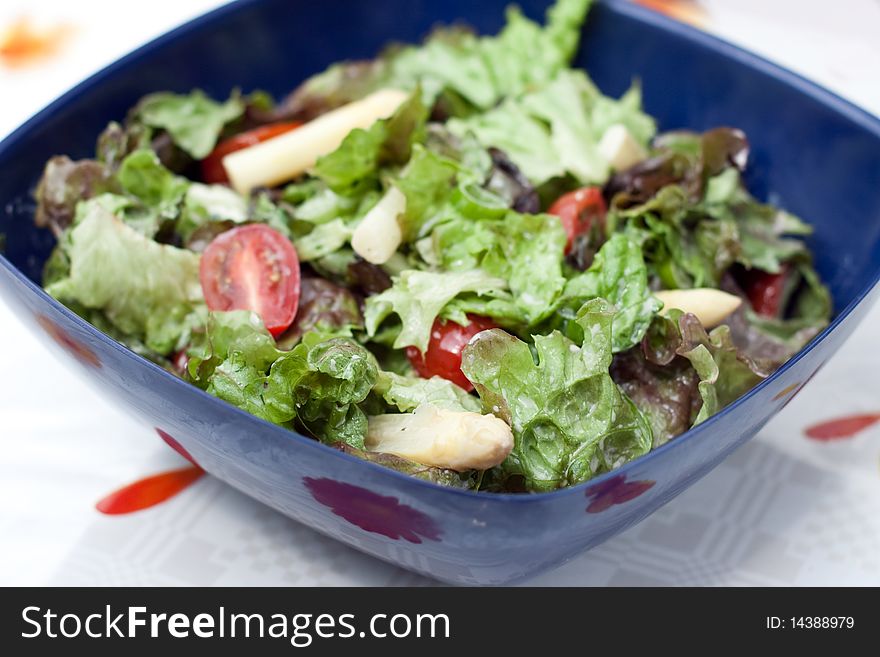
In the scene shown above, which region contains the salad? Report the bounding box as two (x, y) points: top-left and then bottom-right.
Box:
(34, 0), (830, 492)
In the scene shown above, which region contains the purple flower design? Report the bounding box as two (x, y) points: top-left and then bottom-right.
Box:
(585, 474), (655, 514)
(304, 477), (441, 544)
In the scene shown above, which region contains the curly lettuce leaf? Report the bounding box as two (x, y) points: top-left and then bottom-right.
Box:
(114, 149), (189, 236)
(45, 199), (204, 354)
(701, 168), (813, 274)
(288, 338), (379, 448)
(275, 278), (362, 349)
(461, 299), (652, 491)
(555, 233), (661, 352)
(608, 128), (829, 299)
(373, 371), (481, 413)
(34, 156), (119, 236)
(364, 269), (509, 352)
(719, 269), (829, 368)
(176, 182), (248, 245)
(131, 90), (244, 159)
(449, 69), (655, 185)
(611, 184), (738, 289)
(428, 210), (568, 326)
(314, 92), (428, 195)
(185, 310), (280, 387)
(187, 316), (380, 448)
(676, 316), (768, 424)
(631, 311), (770, 431)
(395, 144), (462, 240)
(281, 0), (592, 117)
(610, 347), (703, 448)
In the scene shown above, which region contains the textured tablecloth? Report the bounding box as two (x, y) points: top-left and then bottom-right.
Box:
(1, 0), (879, 586)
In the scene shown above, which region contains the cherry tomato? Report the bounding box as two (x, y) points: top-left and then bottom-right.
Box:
(199, 224), (301, 336)
(406, 314), (497, 391)
(742, 267), (788, 317)
(547, 186), (607, 254)
(172, 349), (189, 376)
(200, 122), (302, 184)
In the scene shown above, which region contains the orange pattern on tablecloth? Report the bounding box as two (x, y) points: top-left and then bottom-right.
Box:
(0, 16), (73, 68)
(633, 0), (706, 27)
(804, 414), (880, 441)
(96, 467), (204, 515)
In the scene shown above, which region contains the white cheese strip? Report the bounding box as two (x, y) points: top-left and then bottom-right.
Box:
(366, 404), (514, 472)
(223, 88), (409, 194)
(655, 288), (743, 328)
(598, 123), (648, 171)
(351, 186), (406, 264)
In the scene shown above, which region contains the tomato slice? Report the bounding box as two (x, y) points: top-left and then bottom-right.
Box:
(199, 224), (301, 336)
(200, 122), (302, 184)
(742, 267), (788, 317)
(547, 186), (607, 254)
(406, 315), (497, 391)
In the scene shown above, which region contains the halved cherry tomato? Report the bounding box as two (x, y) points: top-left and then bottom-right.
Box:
(548, 186), (607, 254)
(200, 122), (302, 184)
(199, 224), (301, 336)
(406, 314), (497, 391)
(742, 267), (788, 317)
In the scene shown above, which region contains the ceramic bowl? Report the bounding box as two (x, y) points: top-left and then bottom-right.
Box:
(1, 0), (878, 584)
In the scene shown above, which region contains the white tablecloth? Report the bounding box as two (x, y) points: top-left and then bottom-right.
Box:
(2, 0), (879, 586)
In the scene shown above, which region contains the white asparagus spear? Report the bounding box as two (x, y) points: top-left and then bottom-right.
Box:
(598, 123), (647, 171)
(654, 288), (743, 328)
(350, 186), (406, 265)
(223, 88), (409, 194)
(366, 404), (514, 472)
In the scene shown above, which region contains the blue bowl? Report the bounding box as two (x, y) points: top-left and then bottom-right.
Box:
(1, 0), (879, 585)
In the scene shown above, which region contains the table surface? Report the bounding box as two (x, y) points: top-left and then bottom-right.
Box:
(1, 0), (879, 586)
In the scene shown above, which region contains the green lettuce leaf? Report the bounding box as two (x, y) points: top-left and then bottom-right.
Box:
(46, 198), (204, 354)
(314, 92), (428, 195)
(701, 168), (813, 274)
(364, 269), (509, 352)
(282, 0), (592, 116)
(461, 299), (652, 491)
(676, 317), (768, 424)
(186, 310), (280, 387)
(607, 128), (828, 295)
(611, 184), (740, 289)
(176, 182), (248, 245)
(132, 90), (245, 159)
(429, 210), (567, 326)
(553, 233), (661, 352)
(373, 371), (481, 413)
(115, 149), (189, 236)
(188, 315), (380, 448)
(395, 144), (462, 240)
(449, 69), (655, 185)
(286, 338), (379, 448)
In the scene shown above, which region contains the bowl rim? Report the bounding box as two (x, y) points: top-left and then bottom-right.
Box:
(1, 0), (879, 503)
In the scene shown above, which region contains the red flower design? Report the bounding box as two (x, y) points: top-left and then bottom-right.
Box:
(585, 474), (655, 513)
(156, 428), (199, 467)
(304, 477), (441, 543)
(36, 315), (101, 368)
